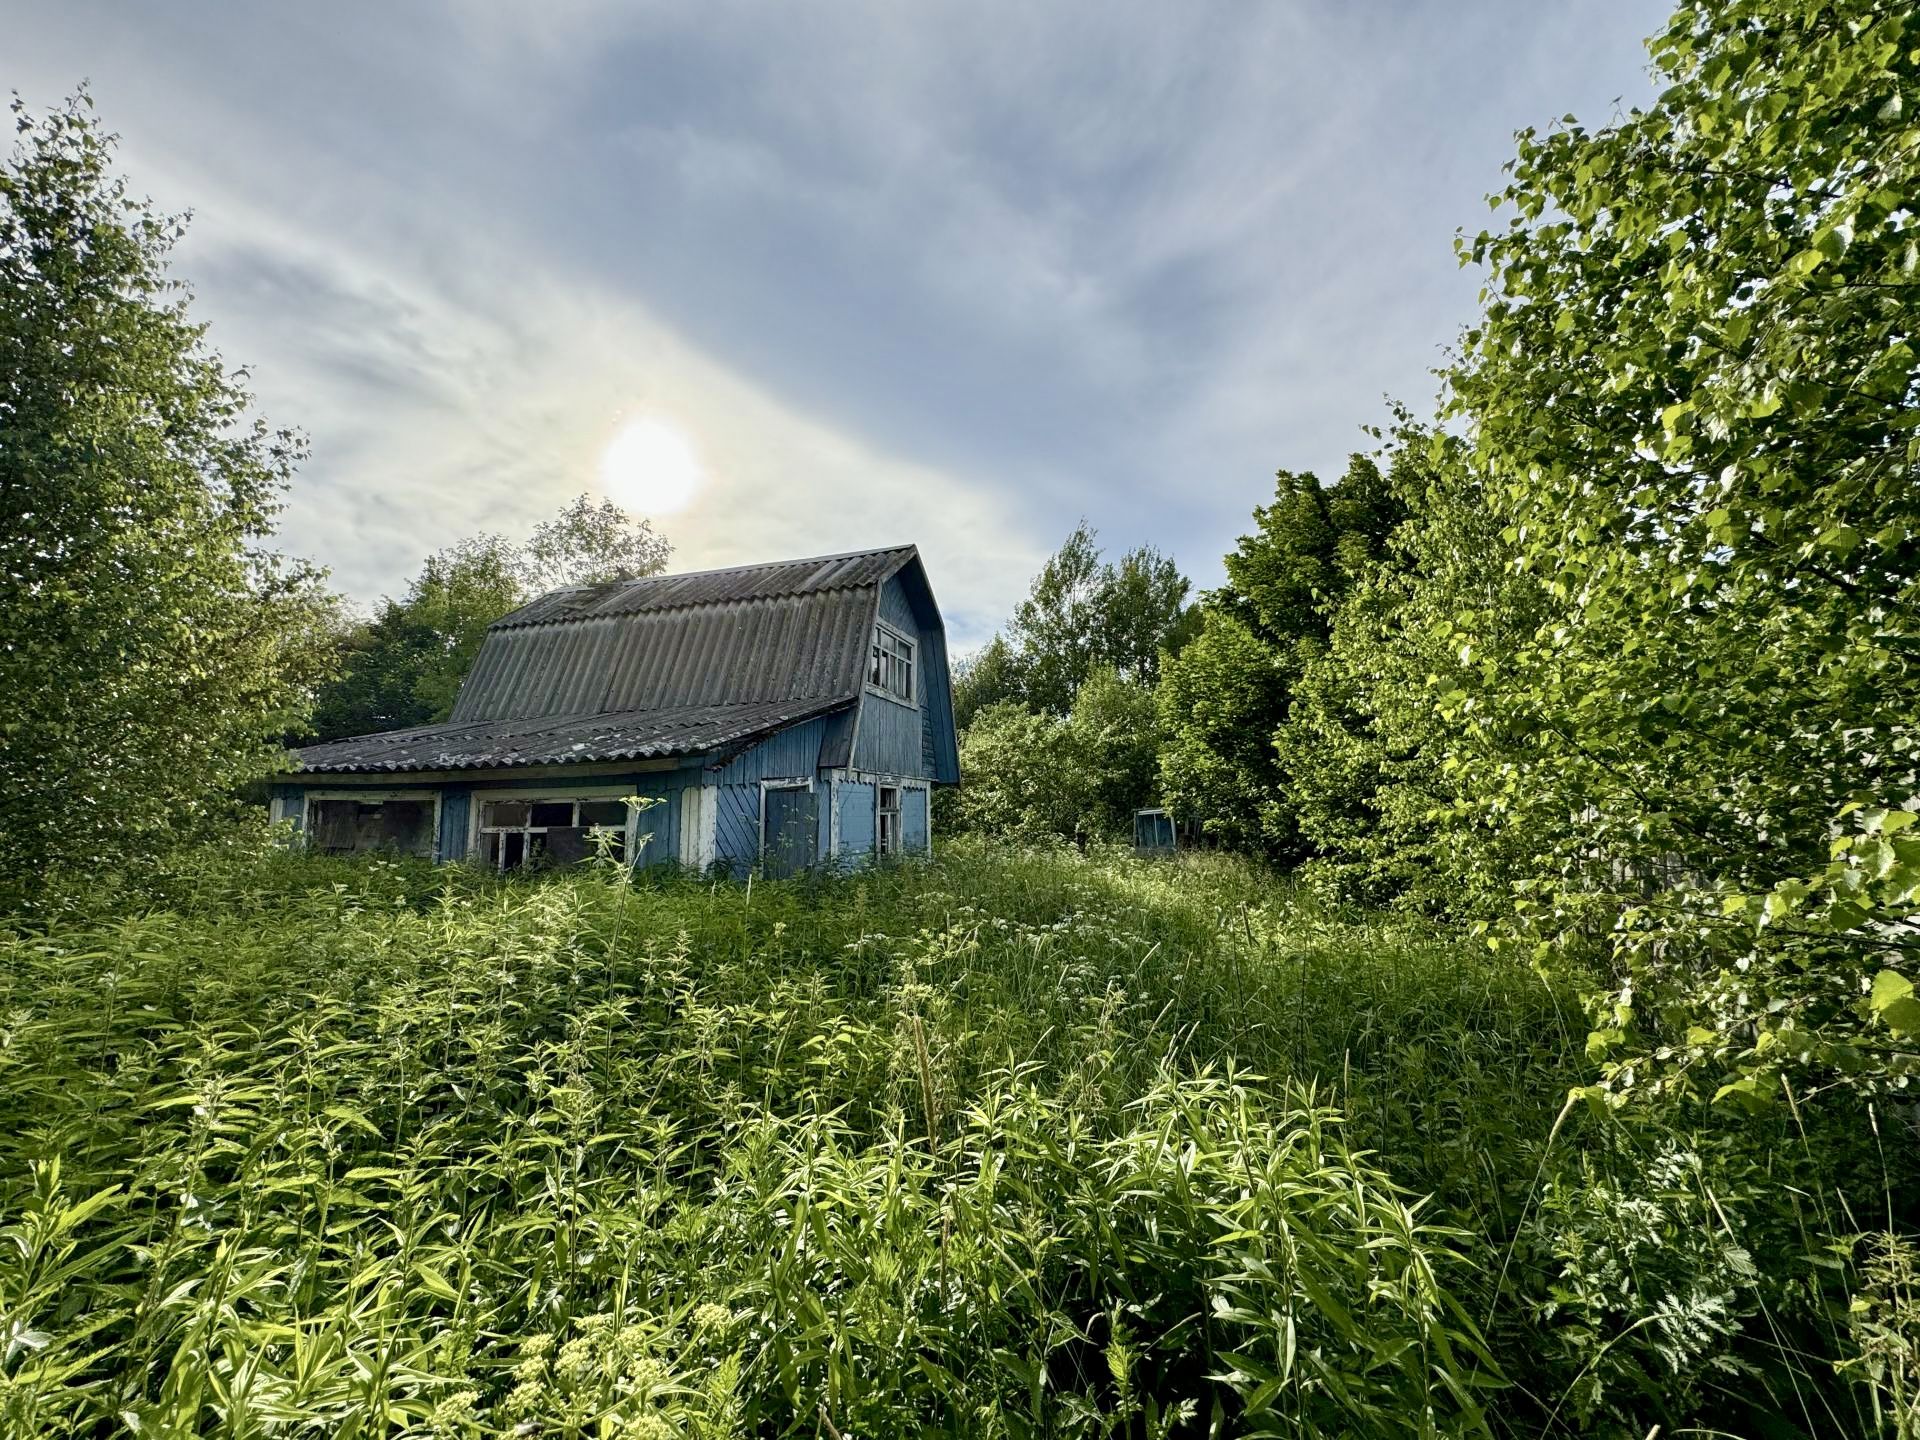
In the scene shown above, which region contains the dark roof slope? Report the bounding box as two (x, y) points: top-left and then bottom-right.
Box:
(293, 696), (852, 775)
(294, 545), (929, 776)
(451, 544), (917, 723)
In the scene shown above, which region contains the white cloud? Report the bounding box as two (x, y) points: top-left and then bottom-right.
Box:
(9, 0), (1667, 639)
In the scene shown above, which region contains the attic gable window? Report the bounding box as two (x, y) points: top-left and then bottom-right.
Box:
(869, 623), (915, 704)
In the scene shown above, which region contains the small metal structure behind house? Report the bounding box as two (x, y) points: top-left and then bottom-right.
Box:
(1133, 808), (1177, 855)
(275, 545), (960, 876)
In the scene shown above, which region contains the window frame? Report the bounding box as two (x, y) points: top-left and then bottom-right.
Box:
(867, 621), (916, 706)
(301, 788), (442, 860)
(470, 790), (636, 871)
(876, 783), (902, 856)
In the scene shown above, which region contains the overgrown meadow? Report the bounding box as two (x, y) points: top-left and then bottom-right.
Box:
(1, 845), (1906, 1437)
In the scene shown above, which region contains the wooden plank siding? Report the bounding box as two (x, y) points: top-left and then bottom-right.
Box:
(836, 780), (876, 856)
(903, 787), (929, 850)
(437, 788), (471, 862)
(714, 785), (760, 874)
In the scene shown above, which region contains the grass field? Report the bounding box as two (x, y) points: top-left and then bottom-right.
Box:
(0, 845), (1897, 1436)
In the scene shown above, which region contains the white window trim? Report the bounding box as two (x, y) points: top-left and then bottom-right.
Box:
(866, 620), (917, 707)
(302, 789), (443, 860)
(466, 785), (646, 869)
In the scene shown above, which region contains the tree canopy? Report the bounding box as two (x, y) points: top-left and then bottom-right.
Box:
(1156, 455), (1408, 858)
(0, 94), (334, 905)
(1431, 0), (1920, 1106)
(954, 525), (1194, 726)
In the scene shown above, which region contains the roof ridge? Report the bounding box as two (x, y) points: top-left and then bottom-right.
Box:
(530, 543), (915, 599)
(491, 544), (916, 631)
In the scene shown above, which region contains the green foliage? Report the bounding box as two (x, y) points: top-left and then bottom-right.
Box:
(1068, 665), (1164, 838)
(0, 94), (336, 908)
(1155, 611), (1294, 854)
(953, 701), (1085, 841)
(1271, 432), (1540, 911)
(518, 492), (673, 594)
(0, 845), (1573, 1438)
(1429, 0), (1920, 1105)
(312, 498), (670, 741)
(1157, 455), (1408, 859)
(951, 634), (1025, 731)
(6, 837), (1910, 1436)
(954, 668), (1161, 843)
(1219, 459), (1403, 648)
(1845, 1234), (1920, 1440)
(956, 525), (1194, 727)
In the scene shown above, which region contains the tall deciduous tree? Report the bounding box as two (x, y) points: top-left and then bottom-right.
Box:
(1439, 0), (1920, 1103)
(1272, 431), (1536, 908)
(1156, 455), (1407, 857)
(517, 493), (672, 593)
(958, 524), (1194, 724)
(0, 94), (334, 905)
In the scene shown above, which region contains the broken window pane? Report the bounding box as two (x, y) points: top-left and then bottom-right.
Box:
(484, 801), (529, 828)
(530, 801), (574, 828)
(545, 827), (591, 865)
(578, 799), (628, 827)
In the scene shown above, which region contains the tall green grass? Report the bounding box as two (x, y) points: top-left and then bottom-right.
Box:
(0, 843), (1904, 1435)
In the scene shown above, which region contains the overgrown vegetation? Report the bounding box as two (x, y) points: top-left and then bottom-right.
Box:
(1, 846), (1911, 1436)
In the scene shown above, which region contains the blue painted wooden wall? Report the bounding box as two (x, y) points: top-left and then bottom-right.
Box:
(853, 693), (925, 776)
(707, 716), (837, 874)
(714, 784), (759, 874)
(852, 573), (957, 782)
(855, 577), (934, 777)
(836, 780), (876, 858)
(903, 788), (929, 852)
(438, 788), (471, 862)
(712, 716), (829, 785)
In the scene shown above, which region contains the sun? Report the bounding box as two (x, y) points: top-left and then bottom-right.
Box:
(599, 416), (702, 514)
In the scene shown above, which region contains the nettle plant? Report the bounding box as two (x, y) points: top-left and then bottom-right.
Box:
(1437, 0), (1920, 1107)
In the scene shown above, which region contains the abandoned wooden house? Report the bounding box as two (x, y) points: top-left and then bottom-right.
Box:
(275, 545), (958, 876)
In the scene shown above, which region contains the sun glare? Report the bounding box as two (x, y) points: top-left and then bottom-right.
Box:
(599, 416), (702, 514)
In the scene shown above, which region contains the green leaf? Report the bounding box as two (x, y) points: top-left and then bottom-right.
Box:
(1868, 971), (1920, 1036)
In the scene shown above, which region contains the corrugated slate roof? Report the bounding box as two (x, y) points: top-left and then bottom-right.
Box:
(294, 697), (854, 774)
(294, 544), (921, 776)
(490, 546), (914, 629)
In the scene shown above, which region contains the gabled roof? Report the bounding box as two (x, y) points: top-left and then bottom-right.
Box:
(294, 544), (933, 776)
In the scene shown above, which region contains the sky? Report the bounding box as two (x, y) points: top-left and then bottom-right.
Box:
(9, 1), (1668, 648)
